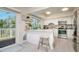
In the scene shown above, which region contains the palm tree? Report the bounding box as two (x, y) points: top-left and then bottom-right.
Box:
(0, 19), (4, 28)
(11, 19), (16, 28)
(0, 19), (4, 37)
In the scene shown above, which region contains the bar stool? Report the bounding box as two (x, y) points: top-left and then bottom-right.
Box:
(38, 36), (50, 51)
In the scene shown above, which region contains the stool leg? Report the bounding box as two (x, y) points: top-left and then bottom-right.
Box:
(37, 38), (42, 49)
(37, 38), (50, 52)
(37, 40), (40, 49)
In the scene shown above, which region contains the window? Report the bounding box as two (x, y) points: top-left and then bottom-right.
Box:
(0, 9), (16, 41)
(31, 16), (41, 29)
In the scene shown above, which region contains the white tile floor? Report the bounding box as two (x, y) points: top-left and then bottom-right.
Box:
(0, 38), (75, 52)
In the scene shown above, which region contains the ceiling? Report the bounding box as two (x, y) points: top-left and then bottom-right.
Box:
(32, 7), (74, 15)
(14, 7), (47, 14)
(13, 7), (75, 19)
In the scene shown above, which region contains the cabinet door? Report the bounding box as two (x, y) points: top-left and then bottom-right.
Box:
(27, 32), (40, 45)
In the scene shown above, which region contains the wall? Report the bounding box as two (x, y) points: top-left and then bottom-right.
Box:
(16, 13), (26, 44)
(43, 15), (74, 38)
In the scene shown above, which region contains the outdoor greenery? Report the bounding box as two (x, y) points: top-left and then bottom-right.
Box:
(31, 16), (41, 29)
(0, 19), (4, 28)
(0, 18), (16, 28)
(0, 18), (16, 38)
(0, 11), (16, 39)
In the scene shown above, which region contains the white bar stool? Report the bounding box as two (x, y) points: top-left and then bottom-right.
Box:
(38, 31), (50, 51)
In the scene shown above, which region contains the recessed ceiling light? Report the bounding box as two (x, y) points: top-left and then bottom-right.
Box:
(46, 11), (51, 15)
(62, 8), (69, 11)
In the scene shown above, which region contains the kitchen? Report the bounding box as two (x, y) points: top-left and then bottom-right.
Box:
(21, 7), (76, 51)
(0, 7), (77, 52)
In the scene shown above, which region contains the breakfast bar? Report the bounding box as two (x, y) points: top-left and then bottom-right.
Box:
(26, 29), (54, 49)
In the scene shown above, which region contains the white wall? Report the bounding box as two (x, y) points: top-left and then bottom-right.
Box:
(43, 15), (74, 25)
(43, 15), (74, 38)
(16, 13), (26, 44)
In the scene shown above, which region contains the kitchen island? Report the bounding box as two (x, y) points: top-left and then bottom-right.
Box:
(26, 29), (54, 49)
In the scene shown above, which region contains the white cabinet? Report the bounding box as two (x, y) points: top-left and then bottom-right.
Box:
(26, 30), (54, 49)
(27, 32), (40, 45)
(67, 29), (74, 39)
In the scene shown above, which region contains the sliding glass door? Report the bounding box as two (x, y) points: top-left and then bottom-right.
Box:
(0, 9), (16, 48)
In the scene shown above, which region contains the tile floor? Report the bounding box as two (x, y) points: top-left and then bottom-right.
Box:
(0, 38), (75, 52)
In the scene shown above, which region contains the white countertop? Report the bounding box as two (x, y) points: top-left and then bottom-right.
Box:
(27, 29), (53, 32)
